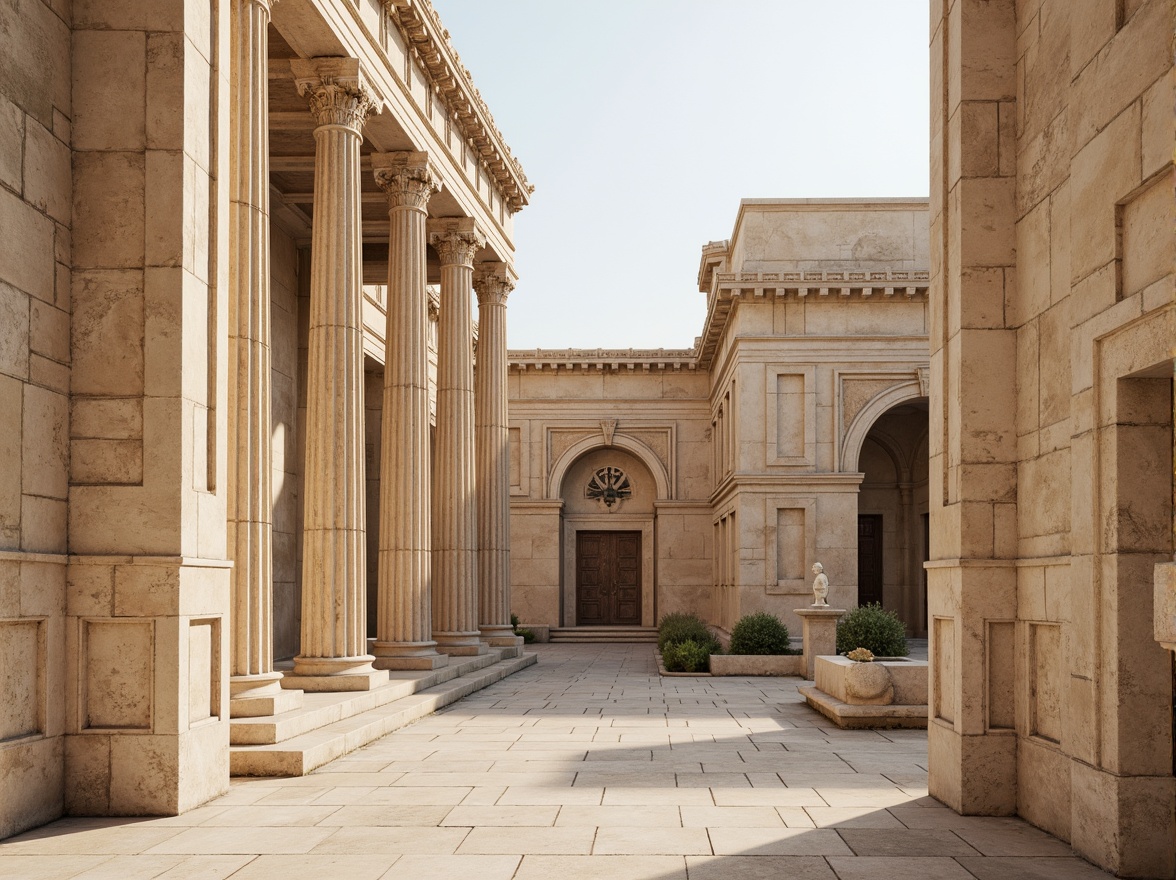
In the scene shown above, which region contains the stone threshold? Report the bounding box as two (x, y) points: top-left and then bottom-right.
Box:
(230, 648), (537, 777)
(549, 626), (658, 643)
(798, 684), (928, 729)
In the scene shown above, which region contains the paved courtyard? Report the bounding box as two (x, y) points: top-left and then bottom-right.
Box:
(1, 644), (1110, 880)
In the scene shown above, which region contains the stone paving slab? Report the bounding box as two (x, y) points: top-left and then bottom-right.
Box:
(0, 643), (1113, 879)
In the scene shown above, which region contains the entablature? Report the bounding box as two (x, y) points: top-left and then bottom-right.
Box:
(509, 349), (699, 374)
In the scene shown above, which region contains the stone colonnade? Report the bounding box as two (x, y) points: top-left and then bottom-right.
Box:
(226, 52), (519, 710)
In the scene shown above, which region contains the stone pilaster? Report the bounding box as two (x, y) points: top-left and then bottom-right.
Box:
(473, 263), (521, 647)
(227, 0), (302, 717)
(927, 0), (1017, 814)
(429, 218), (488, 656)
(370, 152), (447, 670)
(284, 58), (387, 691)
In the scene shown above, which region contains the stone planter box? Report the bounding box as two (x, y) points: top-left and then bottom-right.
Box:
(655, 652), (711, 677)
(708, 653), (804, 677)
(799, 655), (928, 729)
(519, 624), (550, 643)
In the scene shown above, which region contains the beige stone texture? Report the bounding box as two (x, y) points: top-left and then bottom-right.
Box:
(930, 0), (1175, 875)
(510, 202), (930, 644)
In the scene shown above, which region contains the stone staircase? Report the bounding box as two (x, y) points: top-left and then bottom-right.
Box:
(549, 626), (658, 644)
(230, 647), (536, 777)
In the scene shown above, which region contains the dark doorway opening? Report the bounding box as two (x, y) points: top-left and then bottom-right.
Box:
(857, 514), (884, 607)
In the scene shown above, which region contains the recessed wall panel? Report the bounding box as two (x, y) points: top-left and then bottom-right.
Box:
(775, 374), (805, 458)
(0, 619), (42, 741)
(83, 619), (152, 730)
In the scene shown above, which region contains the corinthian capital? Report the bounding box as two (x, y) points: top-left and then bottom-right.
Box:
(372, 151), (441, 211)
(290, 57), (380, 133)
(473, 261), (516, 305)
(427, 218), (486, 268)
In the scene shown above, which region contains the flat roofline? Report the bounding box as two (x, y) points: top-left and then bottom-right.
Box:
(738, 197), (929, 207)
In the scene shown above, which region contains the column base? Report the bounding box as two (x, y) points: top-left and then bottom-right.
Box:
(230, 672), (305, 717)
(480, 625), (522, 648)
(282, 654), (389, 692)
(370, 639), (450, 671)
(434, 631), (489, 656)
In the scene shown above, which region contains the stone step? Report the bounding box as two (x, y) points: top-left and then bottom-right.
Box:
(231, 648), (518, 746)
(230, 650), (537, 777)
(549, 627), (658, 644)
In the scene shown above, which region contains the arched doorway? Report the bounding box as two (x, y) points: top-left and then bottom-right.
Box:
(857, 398), (929, 636)
(558, 447), (657, 628)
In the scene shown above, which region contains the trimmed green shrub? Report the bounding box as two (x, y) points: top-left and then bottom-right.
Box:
(662, 638), (713, 673)
(510, 612), (535, 643)
(657, 612), (713, 652)
(728, 612), (798, 655)
(835, 603), (908, 657)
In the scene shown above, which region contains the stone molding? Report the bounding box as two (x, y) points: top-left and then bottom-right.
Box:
(695, 268), (930, 369)
(509, 348), (698, 373)
(428, 218), (486, 268)
(291, 57), (380, 133)
(545, 429), (672, 501)
(837, 375), (927, 473)
(382, 0), (532, 211)
(372, 151), (441, 211)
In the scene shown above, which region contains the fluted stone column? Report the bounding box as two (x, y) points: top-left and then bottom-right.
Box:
(474, 263), (522, 647)
(228, 0), (303, 715)
(284, 58), (387, 691)
(370, 152), (447, 670)
(429, 218), (488, 656)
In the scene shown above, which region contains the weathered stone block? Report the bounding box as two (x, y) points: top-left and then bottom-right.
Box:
(72, 29), (146, 152)
(0, 187), (54, 303)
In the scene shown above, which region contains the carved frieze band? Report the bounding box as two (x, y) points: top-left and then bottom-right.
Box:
(291, 57), (380, 133)
(372, 151), (441, 211)
(428, 218), (486, 268)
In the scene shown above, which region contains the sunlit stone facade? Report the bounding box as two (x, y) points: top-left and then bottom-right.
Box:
(1, 0), (529, 838)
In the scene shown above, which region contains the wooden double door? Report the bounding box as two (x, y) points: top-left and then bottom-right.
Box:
(576, 531), (642, 626)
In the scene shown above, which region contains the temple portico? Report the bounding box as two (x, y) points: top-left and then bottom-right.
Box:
(0, 0), (532, 835)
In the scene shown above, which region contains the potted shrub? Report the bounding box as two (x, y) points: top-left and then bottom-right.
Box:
(835, 603), (908, 657)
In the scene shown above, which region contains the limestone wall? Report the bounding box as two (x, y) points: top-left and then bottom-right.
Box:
(928, 0), (1174, 874)
(0, 0), (72, 842)
(707, 200), (931, 638)
(507, 364), (712, 628)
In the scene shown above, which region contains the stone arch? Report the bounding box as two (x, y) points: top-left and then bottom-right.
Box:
(547, 434), (671, 500)
(840, 378), (925, 472)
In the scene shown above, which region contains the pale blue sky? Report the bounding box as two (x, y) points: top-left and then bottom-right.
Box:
(432, 1), (930, 349)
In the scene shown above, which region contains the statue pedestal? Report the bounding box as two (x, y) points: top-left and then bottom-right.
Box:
(794, 607), (846, 681)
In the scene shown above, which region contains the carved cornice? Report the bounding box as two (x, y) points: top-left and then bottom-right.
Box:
(291, 57), (380, 133)
(383, 0), (533, 212)
(695, 268), (931, 370)
(508, 348), (699, 374)
(427, 217), (486, 268)
(372, 150), (441, 211)
(473, 261), (515, 305)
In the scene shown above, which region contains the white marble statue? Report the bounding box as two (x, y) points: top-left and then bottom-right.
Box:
(811, 562), (830, 607)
